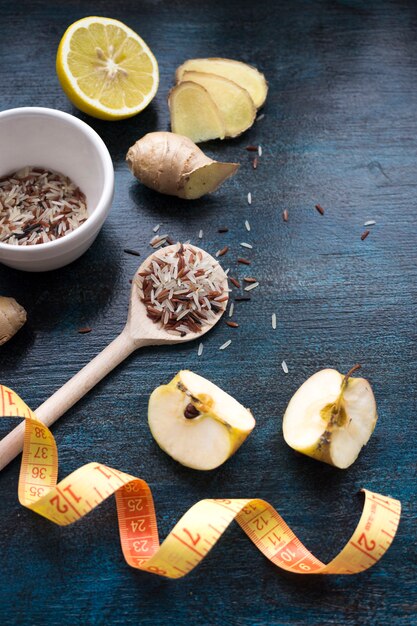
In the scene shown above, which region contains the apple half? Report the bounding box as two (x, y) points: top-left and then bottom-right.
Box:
(282, 366), (378, 469)
(148, 370), (255, 470)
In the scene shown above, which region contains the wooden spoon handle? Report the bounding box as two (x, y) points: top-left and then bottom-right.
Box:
(0, 330), (137, 471)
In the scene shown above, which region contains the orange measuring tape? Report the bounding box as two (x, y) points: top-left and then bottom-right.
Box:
(1, 384), (400, 578)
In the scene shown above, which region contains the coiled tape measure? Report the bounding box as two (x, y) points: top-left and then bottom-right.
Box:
(1, 384), (400, 578)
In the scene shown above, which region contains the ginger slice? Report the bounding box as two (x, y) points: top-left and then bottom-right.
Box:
(176, 58), (268, 109)
(181, 71), (256, 138)
(126, 132), (239, 199)
(168, 81), (225, 143)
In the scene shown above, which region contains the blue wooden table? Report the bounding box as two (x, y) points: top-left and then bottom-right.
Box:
(0, 1), (416, 624)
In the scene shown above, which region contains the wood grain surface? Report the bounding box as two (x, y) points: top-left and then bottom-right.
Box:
(0, 1), (416, 624)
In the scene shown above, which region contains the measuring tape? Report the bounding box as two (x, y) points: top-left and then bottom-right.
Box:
(1, 384), (400, 578)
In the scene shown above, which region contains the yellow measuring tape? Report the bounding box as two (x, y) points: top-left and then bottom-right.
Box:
(1, 384), (400, 578)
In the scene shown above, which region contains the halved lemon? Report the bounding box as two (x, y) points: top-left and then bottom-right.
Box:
(56, 16), (159, 120)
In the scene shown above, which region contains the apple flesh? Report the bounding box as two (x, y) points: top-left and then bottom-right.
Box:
(282, 367), (377, 469)
(148, 370), (255, 470)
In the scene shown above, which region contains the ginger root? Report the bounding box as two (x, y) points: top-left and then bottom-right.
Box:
(126, 132), (239, 199)
(0, 297), (27, 346)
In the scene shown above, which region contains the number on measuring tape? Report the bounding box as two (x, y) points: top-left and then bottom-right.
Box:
(34, 446), (48, 459)
(34, 427), (47, 439)
(32, 466), (47, 479)
(133, 540), (149, 553)
(49, 494), (69, 514)
(280, 547), (296, 562)
(127, 499), (143, 512)
(130, 519), (147, 533)
(182, 528), (201, 546)
(358, 532), (376, 552)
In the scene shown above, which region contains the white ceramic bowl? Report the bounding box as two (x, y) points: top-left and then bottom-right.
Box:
(0, 107), (114, 271)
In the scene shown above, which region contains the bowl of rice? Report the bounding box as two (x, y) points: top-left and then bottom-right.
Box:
(0, 107), (114, 271)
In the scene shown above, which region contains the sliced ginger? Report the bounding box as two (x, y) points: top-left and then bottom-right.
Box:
(176, 58), (268, 109)
(181, 71), (256, 138)
(126, 132), (239, 199)
(168, 81), (225, 144)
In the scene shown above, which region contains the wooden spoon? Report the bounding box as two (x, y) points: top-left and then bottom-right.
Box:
(0, 243), (228, 471)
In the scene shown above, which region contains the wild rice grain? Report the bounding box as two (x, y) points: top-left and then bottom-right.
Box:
(315, 204), (325, 215)
(219, 339), (232, 350)
(283, 209), (289, 222)
(252, 157), (258, 170)
(237, 257), (251, 265)
(78, 327), (92, 334)
(124, 248), (141, 257)
(218, 227), (229, 233)
(226, 321), (239, 328)
(361, 230), (370, 241)
(272, 313), (277, 329)
(245, 145), (258, 152)
(243, 277), (257, 283)
(229, 277), (241, 289)
(216, 246), (229, 257)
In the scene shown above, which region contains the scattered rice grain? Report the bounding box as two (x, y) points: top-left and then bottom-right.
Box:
(247, 192), (252, 205)
(78, 327), (92, 334)
(124, 248), (141, 257)
(245, 220), (251, 232)
(244, 281), (259, 291)
(198, 342), (204, 356)
(272, 313), (277, 329)
(281, 360), (289, 374)
(216, 246), (229, 257)
(364, 220), (376, 226)
(219, 339), (232, 350)
(240, 242), (253, 249)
